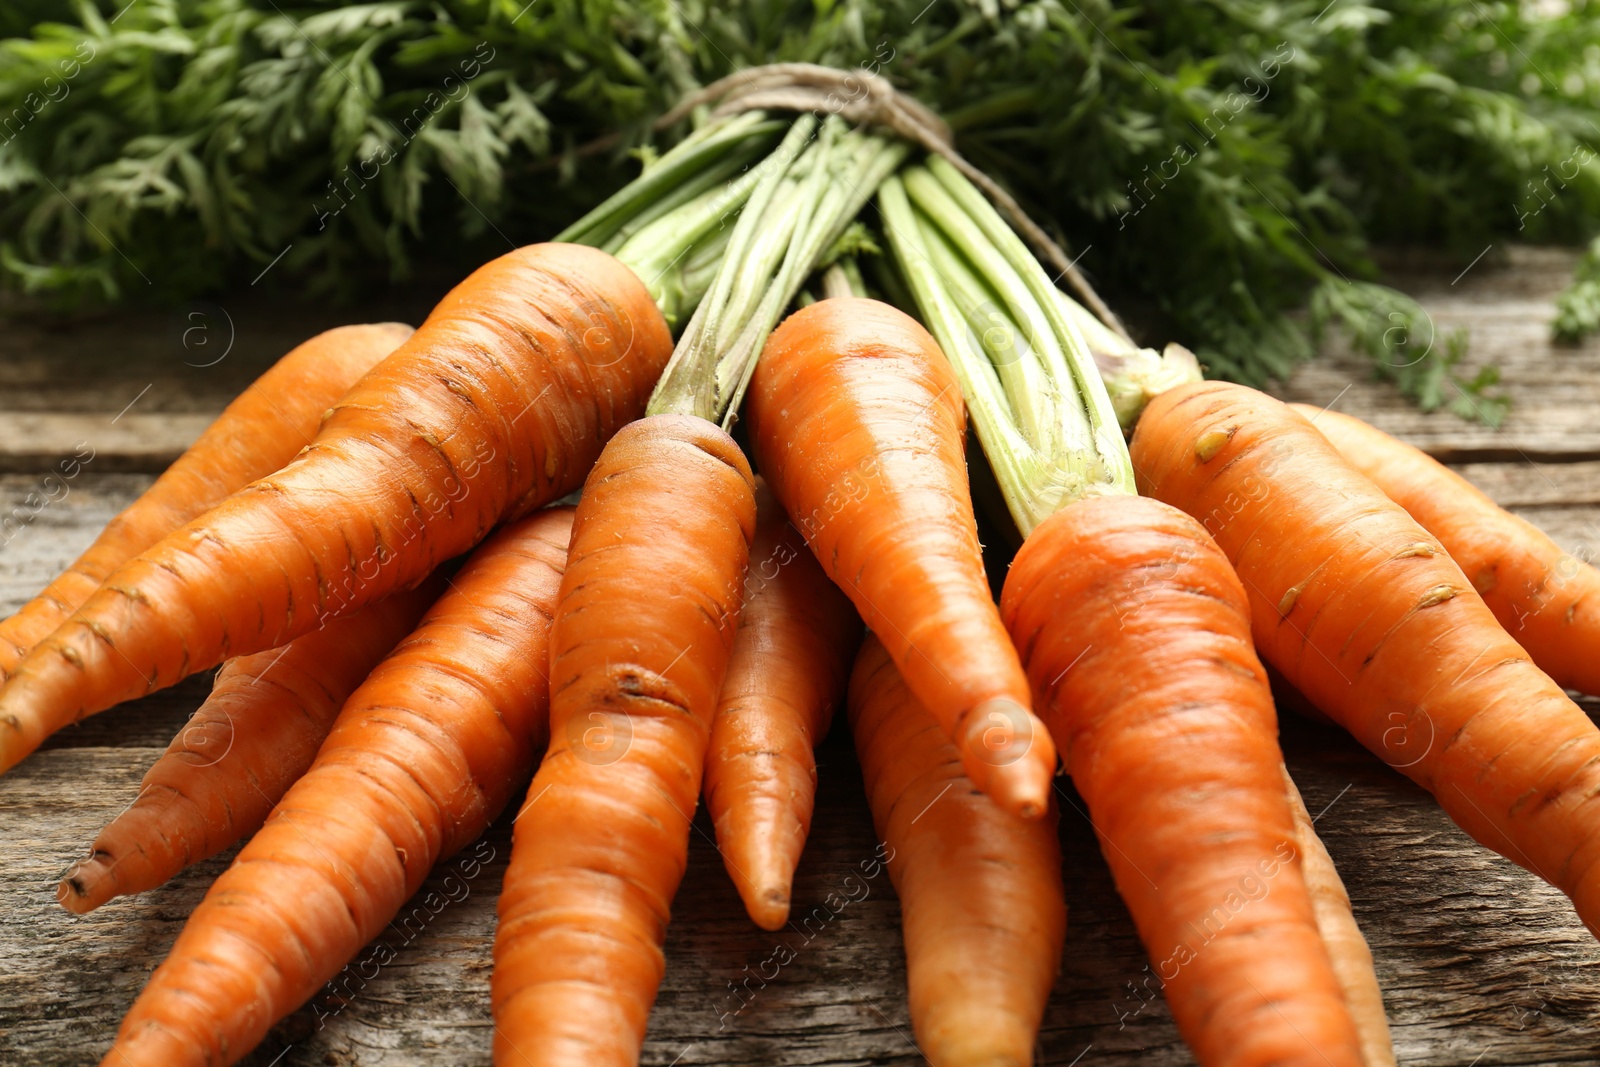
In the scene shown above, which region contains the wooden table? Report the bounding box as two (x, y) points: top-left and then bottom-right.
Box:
(2, 247), (1598, 1066)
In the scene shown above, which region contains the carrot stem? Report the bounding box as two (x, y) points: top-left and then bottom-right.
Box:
(648, 116), (908, 424)
(880, 162), (1133, 534)
(556, 111), (782, 249)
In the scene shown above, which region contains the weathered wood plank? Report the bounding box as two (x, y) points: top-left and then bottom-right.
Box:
(0, 413), (213, 474)
(1, 724), (1596, 1067)
(1274, 246), (1600, 461)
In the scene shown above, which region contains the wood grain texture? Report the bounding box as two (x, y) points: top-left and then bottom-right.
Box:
(3, 246), (1600, 1066)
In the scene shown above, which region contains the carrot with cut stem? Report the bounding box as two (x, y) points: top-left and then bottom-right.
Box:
(56, 575), (445, 915)
(849, 635), (1064, 1067)
(1132, 381), (1600, 937)
(492, 113), (905, 1067)
(703, 478), (862, 930)
(1293, 403), (1600, 696)
(1281, 768), (1395, 1067)
(745, 296), (1057, 820)
(98, 506), (574, 1067)
(884, 158), (1370, 1066)
(0, 322), (413, 681)
(0, 241), (672, 775)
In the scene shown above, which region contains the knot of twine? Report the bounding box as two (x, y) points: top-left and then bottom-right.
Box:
(653, 62), (1132, 344)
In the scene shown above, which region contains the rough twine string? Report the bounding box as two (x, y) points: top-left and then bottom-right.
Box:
(607, 62), (1134, 345)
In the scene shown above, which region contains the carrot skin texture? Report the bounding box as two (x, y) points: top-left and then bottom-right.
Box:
(493, 415), (757, 1067)
(1282, 768), (1395, 1067)
(849, 636), (1064, 1067)
(1133, 382), (1600, 935)
(746, 297), (1055, 819)
(704, 479), (863, 930)
(1001, 494), (1365, 1067)
(1294, 403), (1600, 696)
(99, 507), (575, 1067)
(0, 322), (413, 680)
(57, 576), (444, 914)
(0, 244), (670, 774)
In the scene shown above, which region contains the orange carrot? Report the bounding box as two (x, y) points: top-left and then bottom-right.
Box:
(1293, 403), (1600, 696)
(493, 415), (757, 1067)
(1133, 381), (1600, 936)
(0, 322), (413, 681)
(1281, 769), (1395, 1067)
(849, 635), (1064, 1067)
(56, 576), (444, 914)
(746, 297), (1056, 819)
(703, 478), (861, 930)
(99, 506), (574, 1067)
(0, 243), (671, 775)
(1002, 493), (1365, 1067)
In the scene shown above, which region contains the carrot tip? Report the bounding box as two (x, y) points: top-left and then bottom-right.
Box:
(55, 856), (112, 914)
(741, 884), (792, 931)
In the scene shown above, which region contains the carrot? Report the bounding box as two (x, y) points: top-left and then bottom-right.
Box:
(491, 416), (757, 1066)
(1292, 403), (1600, 696)
(745, 296), (1057, 820)
(491, 115), (905, 1066)
(0, 243), (671, 775)
(703, 478), (862, 930)
(0, 322), (413, 681)
(1281, 769), (1395, 1067)
(848, 634), (1064, 1067)
(882, 161), (1370, 1066)
(56, 576), (444, 915)
(1132, 381), (1600, 936)
(1001, 495), (1365, 1067)
(98, 506), (574, 1067)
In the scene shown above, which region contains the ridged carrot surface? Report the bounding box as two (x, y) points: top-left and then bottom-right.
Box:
(1133, 381), (1600, 936)
(849, 635), (1064, 1067)
(1295, 403), (1600, 696)
(1002, 493), (1365, 1067)
(0, 322), (412, 680)
(704, 478), (862, 930)
(493, 414), (757, 1067)
(99, 507), (574, 1067)
(746, 296), (1055, 819)
(0, 243), (670, 775)
(57, 576), (443, 914)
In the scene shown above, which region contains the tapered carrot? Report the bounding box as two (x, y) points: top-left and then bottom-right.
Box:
(1282, 769), (1395, 1067)
(1133, 381), (1600, 936)
(1002, 495), (1365, 1067)
(703, 478), (862, 930)
(1293, 404), (1600, 696)
(0, 243), (671, 775)
(492, 114), (900, 1066)
(99, 506), (574, 1067)
(492, 417), (756, 1066)
(56, 576), (444, 915)
(0, 322), (413, 681)
(849, 635), (1064, 1067)
(746, 297), (1056, 819)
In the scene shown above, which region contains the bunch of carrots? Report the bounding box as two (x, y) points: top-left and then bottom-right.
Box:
(5, 68), (1599, 1067)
